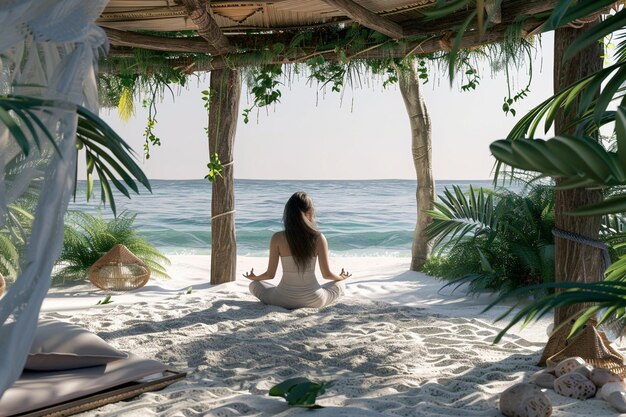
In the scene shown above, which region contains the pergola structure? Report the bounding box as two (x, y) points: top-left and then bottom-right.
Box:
(95, 1), (619, 366)
(98, 0), (557, 69)
(96, 0), (563, 281)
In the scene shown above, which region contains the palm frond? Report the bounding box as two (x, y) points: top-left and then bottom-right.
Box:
(485, 278), (626, 343)
(55, 211), (170, 283)
(425, 185), (498, 252)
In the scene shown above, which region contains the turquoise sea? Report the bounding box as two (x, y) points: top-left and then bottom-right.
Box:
(69, 179), (496, 256)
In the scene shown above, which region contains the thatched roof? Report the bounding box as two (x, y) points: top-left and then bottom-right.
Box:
(97, 0), (562, 73)
(100, 0), (437, 33)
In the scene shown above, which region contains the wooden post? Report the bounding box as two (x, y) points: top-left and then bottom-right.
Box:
(208, 68), (241, 285)
(397, 63), (435, 271)
(539, 21), (605, 363)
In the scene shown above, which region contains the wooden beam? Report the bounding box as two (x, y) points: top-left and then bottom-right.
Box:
(103, 27), (216, 54)
(404, 0), (556, 36)
(179, 0), (232, 53)
(321, 0), (404, 39)
(103, 17), (545, 74)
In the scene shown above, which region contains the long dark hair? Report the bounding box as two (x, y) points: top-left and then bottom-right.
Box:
(283, 192), (319, 271)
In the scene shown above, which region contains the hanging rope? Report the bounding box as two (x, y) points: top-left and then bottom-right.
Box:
(552, 227), (611, 275)
(211, 209), (235, 221)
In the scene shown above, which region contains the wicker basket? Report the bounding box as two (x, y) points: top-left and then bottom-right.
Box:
(545, 319), (626, 376)
(88, 244), (150, 291)
(0, 272), (5, 297)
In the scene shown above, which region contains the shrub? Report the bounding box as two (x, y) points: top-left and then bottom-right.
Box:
(425, 184), (555, 294)
(54, 211), (170, 284)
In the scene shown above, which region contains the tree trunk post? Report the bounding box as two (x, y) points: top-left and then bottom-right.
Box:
(540, 20), (606, 364)
(208, 68), (241, 285)
(397, 63), (435, 271)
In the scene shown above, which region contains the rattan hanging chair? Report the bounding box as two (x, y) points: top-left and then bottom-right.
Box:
(88, 244), (151, 291)
(0, 272), (5, 296)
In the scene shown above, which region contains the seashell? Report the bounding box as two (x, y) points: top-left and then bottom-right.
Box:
(572, 364), (593, 379)
(554, 373), (596, 400)
(599, 382), (626, 401)
(500, 383), (552, 417)
(607, 391), (626, 413)
(529, 371), (556, 389)
(554, 357), (586, 377)
(590, 368), (622, 388)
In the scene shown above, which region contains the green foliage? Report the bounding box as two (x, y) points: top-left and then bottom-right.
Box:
(142, 98), (160, 160)
(0, 95), (150, 216)
(307, 57), (346, 92)
(269, 377), (334, 408)
(242, 64), (283, 123)
(96, 295), (113, 305)
(205, 152), (224, 183)
(460, 62), (480, 92)
(98, 54), (188, 159)
(54, 211), (170, 284)
(426, 184), (556, 293)
(0, 203), (32, 281)
(480, 2), (626, 339)
(75, 104), (151, 216)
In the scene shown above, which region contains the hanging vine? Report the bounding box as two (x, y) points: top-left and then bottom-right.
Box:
(242, 64), (283, 124)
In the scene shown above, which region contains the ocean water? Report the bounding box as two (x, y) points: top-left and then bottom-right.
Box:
(68, 179), (496, 256)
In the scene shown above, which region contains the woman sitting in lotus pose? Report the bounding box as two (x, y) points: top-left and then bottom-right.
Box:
(244, 192), (351, 309)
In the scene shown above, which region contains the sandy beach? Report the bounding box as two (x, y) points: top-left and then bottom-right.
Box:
(39, 256), (622, 416)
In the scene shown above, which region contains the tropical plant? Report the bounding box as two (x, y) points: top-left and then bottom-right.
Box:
(54, 211), (170, 284)
(423, 184), (556, 293)
(476, 3), (626, 337)
(0, 95), (151, 215)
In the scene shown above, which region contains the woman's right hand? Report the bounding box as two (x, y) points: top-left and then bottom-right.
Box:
(339, 268), (352, 280)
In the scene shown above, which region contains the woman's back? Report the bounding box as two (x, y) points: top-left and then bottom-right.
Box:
(278, 256), (319, 290)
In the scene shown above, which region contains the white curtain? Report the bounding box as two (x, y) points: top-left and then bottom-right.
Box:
(0, 0), (108, 398)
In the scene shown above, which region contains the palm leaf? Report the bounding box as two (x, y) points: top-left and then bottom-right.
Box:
(485, 279), (626, 343)
(425, 185), (498, 252)
(55, 211), (170, 283)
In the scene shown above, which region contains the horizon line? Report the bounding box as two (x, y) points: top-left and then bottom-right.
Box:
(106, 177), (496, 182)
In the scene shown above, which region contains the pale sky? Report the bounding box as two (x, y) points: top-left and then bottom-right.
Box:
(99, 34), (554, 181)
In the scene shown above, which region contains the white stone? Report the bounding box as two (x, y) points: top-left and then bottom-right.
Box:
(607, 391), (626, 413)
(599, 382), (626, 401)
(529, 371), (556, 389)
(572, 364), (593, 379)
(554, 357), (586, 377)
(500, 383), (552, 417)
(590, 368), (622, 388)
(554, 373), (596, 400)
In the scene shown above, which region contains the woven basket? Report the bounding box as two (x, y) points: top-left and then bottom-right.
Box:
(0, 272), (4, 297)
(545, 319), (626, 377)
(88, 244), (150, 291)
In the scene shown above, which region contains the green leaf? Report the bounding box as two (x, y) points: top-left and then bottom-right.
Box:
(616, 106), (626, 173)
(570, 194), (626, 216)
(422, 0), (470, 20)
(564, 8), (626, 62)
(96, 295), (113, 305)
(543, 0), (615, 32)
(0, 106), (30, 156)
(269, 378), (310, 397)
(448, 10), (477, 83)
(268, 377), (334, 408)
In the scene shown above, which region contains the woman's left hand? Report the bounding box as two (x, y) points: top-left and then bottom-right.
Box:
(243, 268), (257, 280)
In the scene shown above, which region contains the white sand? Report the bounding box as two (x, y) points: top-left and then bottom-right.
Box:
(39, 256), (624, 416)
